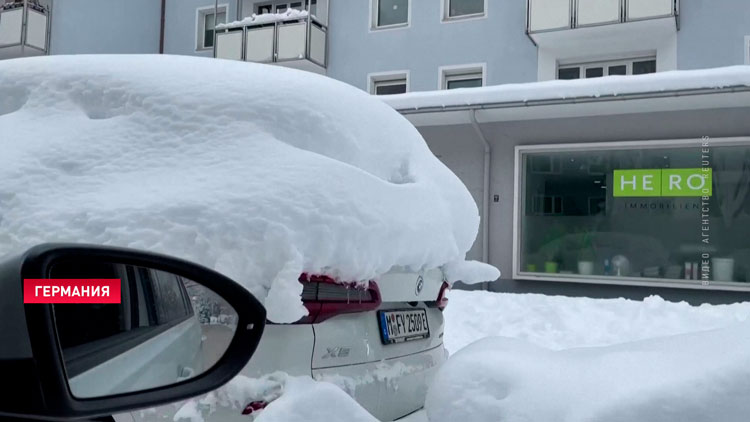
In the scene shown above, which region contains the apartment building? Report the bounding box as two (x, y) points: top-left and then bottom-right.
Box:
(3, 0), (750, 302)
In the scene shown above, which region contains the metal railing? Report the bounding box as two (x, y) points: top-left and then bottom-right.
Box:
(526, 0), (679, 34)
(0, 0), (52, 59)
(214, 13), (327, 69)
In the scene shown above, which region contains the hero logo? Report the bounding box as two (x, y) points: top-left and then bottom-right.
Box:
(322, 347), (351, 359)
(415, 275), (424, 295)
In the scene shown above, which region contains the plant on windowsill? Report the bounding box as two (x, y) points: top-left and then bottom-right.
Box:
(577, 231), (596, 276)
(543, 248), (561, 274)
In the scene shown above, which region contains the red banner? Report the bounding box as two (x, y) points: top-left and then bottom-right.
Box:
(24, 279), (121, 304)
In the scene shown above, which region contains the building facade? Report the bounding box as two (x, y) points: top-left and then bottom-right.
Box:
(2, 0), (750, 301)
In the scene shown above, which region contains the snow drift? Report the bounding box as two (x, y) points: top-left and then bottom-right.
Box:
(426, 324), (750, 422)
(0, 55), (497, 322)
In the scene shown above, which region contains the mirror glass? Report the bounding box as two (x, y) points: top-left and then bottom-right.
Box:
(49, 260), (238, 398)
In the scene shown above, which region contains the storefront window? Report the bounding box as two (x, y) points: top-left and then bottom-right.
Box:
(518, 141), (750, 286)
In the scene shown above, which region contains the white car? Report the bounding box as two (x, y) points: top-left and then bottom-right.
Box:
(127, 267), (449, 422)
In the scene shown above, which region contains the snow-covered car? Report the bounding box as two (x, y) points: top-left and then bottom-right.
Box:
(1, 55), (498, 421)
(129, 268), (450, 421)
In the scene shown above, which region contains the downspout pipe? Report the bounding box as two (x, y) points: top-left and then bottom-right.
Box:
(159, 0), (166, 53)
(470, 109), (491, 289)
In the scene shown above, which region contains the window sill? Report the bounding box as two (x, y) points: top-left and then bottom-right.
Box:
(370, 22), (409, 32)
(441, 12), (487, 24)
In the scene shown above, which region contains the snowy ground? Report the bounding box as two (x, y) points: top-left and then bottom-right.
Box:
(177, 290), (750, 422)
(443, 290), (750, 353)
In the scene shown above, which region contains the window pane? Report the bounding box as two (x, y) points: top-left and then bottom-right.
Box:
(258, 4), (273, 14)
(520, 144), (750, 284)
(633, 59), (657, 75)
(449, 0), (484, 17)
(608, 65), (627, 76)
(375, 82), (407, 95)
(204, 28), (214, 48)
(378, 0), (408, 27)
(276, 4), (287, 12)
(558, 67), (580, 80)
(585, 67), (604, 78)
(152, 270), (190, 324)
(447, 77), (483, 89)
(291, 2), (302, 9)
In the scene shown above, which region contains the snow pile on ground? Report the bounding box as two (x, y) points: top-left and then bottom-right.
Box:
(381, 66), (750, 111)
(428, 291), (750, 422)
(443, 290), (750, 353)
(173, 373), (377, 422)
(218, 9), (309, 30)
(0, 55), (496, 322)
(426, 324), (750, 422)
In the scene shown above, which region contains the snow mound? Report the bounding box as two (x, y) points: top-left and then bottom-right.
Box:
(443, 291), (750, 353)
(0, 55), (488, 322)
(173, 373), (377, 422)
(427, 323), (750, 422)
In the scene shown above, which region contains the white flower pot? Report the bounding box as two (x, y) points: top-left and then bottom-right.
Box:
(712, 257), (735, 282)
(578, 261), (594, 275)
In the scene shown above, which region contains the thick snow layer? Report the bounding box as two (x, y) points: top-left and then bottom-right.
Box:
(217, 9), (309, 30)
(426, 324), (750, 422)
(428, 291), (750, 422)
(173, 373), (377, 422)
(0, 55), (488, 323)
(381, 66), (750, 111)
(443, 290), (750, 353)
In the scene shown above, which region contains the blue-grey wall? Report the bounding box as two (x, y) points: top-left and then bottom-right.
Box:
(164, 0), (238, 57)
(326, 0), (538, 92)
(677, 0), (750, 69)
(50, 0), (161, 54)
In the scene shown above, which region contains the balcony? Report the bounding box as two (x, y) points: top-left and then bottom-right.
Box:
(527, 0), (678, 35)
(527, 0), (679, 80)
(0, 0), (52, 60)
(214, 10), (327, 75)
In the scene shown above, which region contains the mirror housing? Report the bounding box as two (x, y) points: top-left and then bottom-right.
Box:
(0, 244), (266, 420)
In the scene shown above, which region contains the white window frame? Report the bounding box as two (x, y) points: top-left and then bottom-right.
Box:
(438, 63), (486, 90)
(441, 0), (488, 22)
(745, 36), (750, 65)
(367, 70), (410, 95)
(557, 56), (656, 80)
(370, 0), (411, 31)
(196, 4), (228, 51)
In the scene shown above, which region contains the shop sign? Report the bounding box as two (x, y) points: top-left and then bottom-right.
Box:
(613, 168), (712, 197)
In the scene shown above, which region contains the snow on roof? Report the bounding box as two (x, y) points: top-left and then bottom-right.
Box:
(0, 55), (497, 322)
(382, 66), (750, 112)
(217, 9), (310, 30)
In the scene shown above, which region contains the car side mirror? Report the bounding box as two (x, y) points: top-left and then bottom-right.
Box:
(0, 244), (266, 420)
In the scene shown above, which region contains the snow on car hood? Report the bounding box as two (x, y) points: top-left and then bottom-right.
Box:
(0, 55), (498, 322)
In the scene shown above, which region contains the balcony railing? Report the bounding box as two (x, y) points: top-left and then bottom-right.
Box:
(527, 0), (678, 33)
(214, 12), (327, 71)
(0, 0), (52, 60)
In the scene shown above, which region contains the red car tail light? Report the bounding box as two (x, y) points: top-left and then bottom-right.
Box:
(426, 281), (450, 311)
(436, 281), (450, 311)
(295, 273), (381, 324)
(241, 400), (268, 415)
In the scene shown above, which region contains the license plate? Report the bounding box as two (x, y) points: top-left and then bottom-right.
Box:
(378, 309), (430, 345)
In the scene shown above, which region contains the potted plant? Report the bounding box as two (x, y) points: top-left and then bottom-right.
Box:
(576, 231), (596, 276)
(544, 248), (561, 274)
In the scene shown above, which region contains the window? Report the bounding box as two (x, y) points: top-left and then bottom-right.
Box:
(370, 72), (408, 95)
(257, 4), (272, 14)
(374, 0), (409, 28)
(632, 59), (657, 75)
(558, 57), (656, 80)
(516, 141), (750, 287)
(441, 65), (485, 90)
(198, 6), (227, 50)
(257, 1), (309, 15)
(445, 0), (485, 19)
